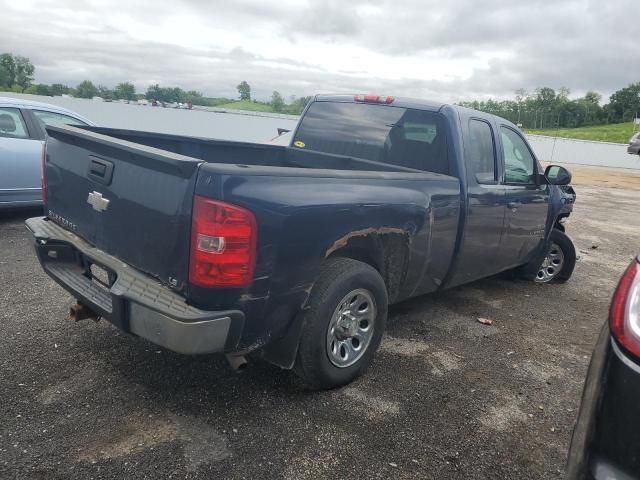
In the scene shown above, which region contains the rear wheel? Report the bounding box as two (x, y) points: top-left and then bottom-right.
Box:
(295, 257), (388, 390)
(534, 229), (576, 283)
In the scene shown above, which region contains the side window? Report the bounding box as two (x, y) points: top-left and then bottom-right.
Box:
(468, 119), (496, 184)
(0, 107), (30, 139)
(32, 110), (88, 128)
(500, 126), (535, 184)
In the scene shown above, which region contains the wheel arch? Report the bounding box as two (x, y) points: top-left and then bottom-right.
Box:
(257, 228), (409, 370)
(325, 228), (410, 304)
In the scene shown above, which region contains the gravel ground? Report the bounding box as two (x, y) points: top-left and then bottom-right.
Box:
(1, 175), (639, 479)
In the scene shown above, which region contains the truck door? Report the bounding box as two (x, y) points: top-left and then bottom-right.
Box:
(447, 118), (506, 287)
(498, 125), (549, 267)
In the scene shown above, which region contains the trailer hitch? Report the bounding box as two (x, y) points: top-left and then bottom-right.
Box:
(69, 302), (100, 322)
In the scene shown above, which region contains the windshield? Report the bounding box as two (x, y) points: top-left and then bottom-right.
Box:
(293, 101), (449, 174)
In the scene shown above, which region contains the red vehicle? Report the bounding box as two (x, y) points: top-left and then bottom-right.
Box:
(567, 257), (640, 479)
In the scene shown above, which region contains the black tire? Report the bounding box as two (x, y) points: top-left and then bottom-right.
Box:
(294, 257), (388, 390)
(536, 229), (576, 283)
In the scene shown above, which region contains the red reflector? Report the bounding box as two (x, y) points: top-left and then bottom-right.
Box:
(610, 260), (640, 358)
(354, 94), (394, 104)
(40, 144), (47, 203)
(189, 196), (257, 288)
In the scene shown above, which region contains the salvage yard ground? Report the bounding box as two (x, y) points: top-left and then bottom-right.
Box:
(1, 164), (639, 479)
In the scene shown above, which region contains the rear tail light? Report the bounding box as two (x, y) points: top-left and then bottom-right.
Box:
(189, 196), (257, 288)
(609, 259), (640, 358)
(40, 143), (47, 203)
(354, 94), (395, 104)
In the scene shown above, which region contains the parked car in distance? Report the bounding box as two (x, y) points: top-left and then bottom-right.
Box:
(567, 256), (640, 479)
(27, 94), (576, 389)
(0, 97), (93, 209)
(628, 132), (640, 155)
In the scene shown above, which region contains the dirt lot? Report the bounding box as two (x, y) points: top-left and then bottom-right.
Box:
(561, 164), (640, 191)
(1, 165), (639, 479)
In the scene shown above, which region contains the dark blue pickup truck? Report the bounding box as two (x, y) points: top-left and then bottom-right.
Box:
(26, 94), (576, 389)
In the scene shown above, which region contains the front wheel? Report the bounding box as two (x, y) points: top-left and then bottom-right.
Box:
(534, 229), (576, 283)
(294, 257), (388, 390)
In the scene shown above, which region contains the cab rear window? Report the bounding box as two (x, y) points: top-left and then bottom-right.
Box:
(294, 102), (449, 175)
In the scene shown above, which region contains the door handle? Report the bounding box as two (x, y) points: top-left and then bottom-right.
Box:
(87, 156), (114, 185)
(507, 201), (519, 210)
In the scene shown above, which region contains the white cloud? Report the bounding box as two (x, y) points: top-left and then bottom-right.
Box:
(2, 0), (638, 102)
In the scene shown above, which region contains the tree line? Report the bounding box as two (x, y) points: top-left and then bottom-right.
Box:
(1, 52), (638, 124)
(0, 53), (311, 114)
(234, 80), (311, 114)
(459, 85), (639, 128)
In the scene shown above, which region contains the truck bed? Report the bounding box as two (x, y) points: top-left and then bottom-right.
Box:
(82, 126), (431, 173)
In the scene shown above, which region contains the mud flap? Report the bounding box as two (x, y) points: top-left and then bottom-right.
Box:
(255, 312), (305, 369)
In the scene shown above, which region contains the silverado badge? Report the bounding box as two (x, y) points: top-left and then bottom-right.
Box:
(87, 191), (110, 212)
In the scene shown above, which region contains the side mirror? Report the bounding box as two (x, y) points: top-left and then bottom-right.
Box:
(545, 165), (572, 185)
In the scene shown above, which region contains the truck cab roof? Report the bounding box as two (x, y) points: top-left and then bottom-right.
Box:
(314, 94), (447, 112)
(313, 94), (519, 130)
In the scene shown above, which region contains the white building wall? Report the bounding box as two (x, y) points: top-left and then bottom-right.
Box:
(3, 93), (639, 169)
(526, 135), (639, 170)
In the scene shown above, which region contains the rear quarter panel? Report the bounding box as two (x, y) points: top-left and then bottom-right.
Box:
(192, 164), (460, 350)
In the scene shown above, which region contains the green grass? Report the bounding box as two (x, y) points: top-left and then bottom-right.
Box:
(216, 100), (276, 113)
(524, 122), (638, 144)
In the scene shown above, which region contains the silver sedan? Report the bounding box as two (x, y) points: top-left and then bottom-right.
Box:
(0, 97), (93, 209)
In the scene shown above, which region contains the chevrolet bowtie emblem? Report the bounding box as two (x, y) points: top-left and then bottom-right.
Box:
(87, 191), (110, 212)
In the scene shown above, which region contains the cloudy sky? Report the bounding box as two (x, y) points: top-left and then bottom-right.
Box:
(2, 0), (638, 102)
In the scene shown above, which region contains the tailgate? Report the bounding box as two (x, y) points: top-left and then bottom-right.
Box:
(44, 125), (202, 290)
